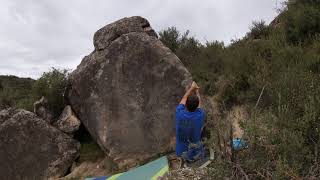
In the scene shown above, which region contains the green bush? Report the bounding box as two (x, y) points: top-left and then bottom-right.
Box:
(159, 28), (224, 95)
(285, 1), (320, 44)
(0, 69), (68, 117)
(0, 76), (34, 111)
(247, 20), (270, 39)
(0, 88), (14, 109)
(32, 68), (69, 118)
(159, 27), (180, 53)
(160, 1), (320, 177)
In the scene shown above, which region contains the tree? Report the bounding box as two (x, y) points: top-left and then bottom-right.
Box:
(159, 27), (180, 53)
(285, 0), (320, 43)
(247, 20), (270, 39)
(32, 68), (69, 117)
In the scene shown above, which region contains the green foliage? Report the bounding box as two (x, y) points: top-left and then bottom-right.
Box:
(285, 0), (320, 44)
(207, 160), (233, 179)
(32, 68), (68, 117)
(247, 20), (270, 39)
(222, 37), (320, 178)
(160, 1), (320, 177)
(159, 28), (224, 95)
(0, 76), (35, 111)
(0, 68), (68, 118)
(159, 27), (180, 53)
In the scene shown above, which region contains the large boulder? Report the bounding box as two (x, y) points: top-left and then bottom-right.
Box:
(67, 16), (192, 168)
(0, 109), (80, 179)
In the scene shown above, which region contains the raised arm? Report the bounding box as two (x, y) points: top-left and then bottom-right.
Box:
(179, 81), (200, 105)
(196, 89), (202, 108)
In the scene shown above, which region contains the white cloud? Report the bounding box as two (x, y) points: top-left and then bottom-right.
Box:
(0, 0), (285, 79)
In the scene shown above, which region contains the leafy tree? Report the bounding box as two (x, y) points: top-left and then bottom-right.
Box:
(32, 68), (69, 118)
(0, 75), (34, 111)
(285, 0), (320, 44)
(159, 27), (180, 53)
(247, 20), (270, 39)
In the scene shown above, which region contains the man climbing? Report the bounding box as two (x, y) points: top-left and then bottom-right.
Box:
(176, 81), (205, 162)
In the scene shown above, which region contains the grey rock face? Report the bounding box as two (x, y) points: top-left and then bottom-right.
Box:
(0, 108), (18, 125)
(67, 16), (192, 168)
(0, 109), (80, 180)
(33, 96), (54, 123)
(57, 105), (81, 134)
(93, 16), (158, 50)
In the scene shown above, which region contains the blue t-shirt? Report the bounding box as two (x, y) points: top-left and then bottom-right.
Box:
(175, 104), (205, 160)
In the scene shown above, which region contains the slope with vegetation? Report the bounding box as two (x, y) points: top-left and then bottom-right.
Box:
(0, 75), (35, 110)
(0, 68), (68, 118)
(159, 0), (320, 178)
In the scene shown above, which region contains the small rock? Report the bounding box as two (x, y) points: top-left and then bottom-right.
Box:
(60, 157), (112, 180)
(33, 96), (54, 123)
(56, 105), (81, 134)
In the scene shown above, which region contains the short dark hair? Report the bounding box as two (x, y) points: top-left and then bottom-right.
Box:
(186, 94), (199, 112)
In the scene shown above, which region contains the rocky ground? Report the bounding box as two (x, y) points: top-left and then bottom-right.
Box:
(163, 167), (209, 180)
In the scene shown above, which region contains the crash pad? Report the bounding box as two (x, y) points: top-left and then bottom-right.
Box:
(85, 156), (169, 180)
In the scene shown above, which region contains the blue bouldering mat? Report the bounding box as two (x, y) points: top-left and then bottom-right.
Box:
(85, 156), (169, 180)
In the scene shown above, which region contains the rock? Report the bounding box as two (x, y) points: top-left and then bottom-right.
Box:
(0, 109), (80, 179)
(67, 16), (192, 168)
(163, 167), (209, 180)
(228, 106), (248, 139)
(0, 108), (18, 124)
(56, 105), (81, 134)
(93, 16), (158, 51)
(33, 96), (54, 123)
(60, 157), (114, 180)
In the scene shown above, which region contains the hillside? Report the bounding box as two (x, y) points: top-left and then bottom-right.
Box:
(158, 0), (320, 178)
(0, 75), (35, 110)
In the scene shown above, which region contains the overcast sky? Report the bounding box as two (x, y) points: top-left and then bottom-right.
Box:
(0, 0), (286, 79)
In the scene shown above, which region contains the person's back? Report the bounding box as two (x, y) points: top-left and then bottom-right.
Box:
(175, 82), (205, 161)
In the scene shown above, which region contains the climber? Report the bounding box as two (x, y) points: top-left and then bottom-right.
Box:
(175, 81), (205, 162)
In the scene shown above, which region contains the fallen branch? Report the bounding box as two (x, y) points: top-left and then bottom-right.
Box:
(255, 85), (266, 108)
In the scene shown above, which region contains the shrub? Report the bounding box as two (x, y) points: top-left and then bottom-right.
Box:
(285, 1), (320, 44)
(159, 27), (180, 53)
(0, 76), (34, 111)
(0, 88), (14, 109)
(159, 1), (320, 177)
(247, 20), (270, 39)
(32, 68), (68, 118)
